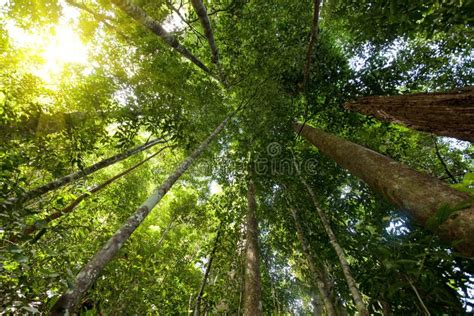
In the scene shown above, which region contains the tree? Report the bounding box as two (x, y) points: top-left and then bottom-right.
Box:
(50, 111), (236, 314)
(299, 177), (368, 315)
(345, 86), (474, 142)
(1, 0), (473, 314)
(293, 122), (474, 258)
(1, 138), (165, 208)
(244, 178), (263, 316)
(289, 207), (336, 316)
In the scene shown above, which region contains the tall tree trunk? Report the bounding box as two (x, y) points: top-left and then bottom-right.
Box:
(293, 122), (474, 258)
(1, 138), (165, 209)
(9, 146), (170, 243)
(344, 86), (474, 142)
(50, 111), (236, 315)
(290, 208), (337, 316)
(194, 225), (222, 316)
(189, 0), (219, 65)
(244, 178), (263, 316)
(302, 0), (322, 90)
(299, 179), (368, 315)
(110, 0), (211, 75)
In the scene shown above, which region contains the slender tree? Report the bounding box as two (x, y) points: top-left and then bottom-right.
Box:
(49, 110), (237, 314)
(299, 178), (368, 315)
(1, 138), (165, 209)
(289, 207), (337, 316)
(244, 178), (263, 316)
(302, 0), (322, 90)
(9, 146), (170, 243)
(293, 122), (474, 258)
(110, 0), (211, 75)
(190, 0), (219, 66)
(344, 86), (474, 142)
(194, 225), (222, 316)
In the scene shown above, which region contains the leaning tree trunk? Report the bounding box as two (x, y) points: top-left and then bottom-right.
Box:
(290, 208), (337, 316)
(194, 225), (222, 316)
(299, 179), (368, 315)
(344, 86), (474, 142)
(9, 146), (170, 243)
(244, 178), (263, 316)
(1, 138), (165, 209)
(293, 122), (474, 258)
(50, 111), (236, 315)
(110, 0), (211, 75)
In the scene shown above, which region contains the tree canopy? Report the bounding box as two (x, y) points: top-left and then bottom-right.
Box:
(0, 0), (473, 314)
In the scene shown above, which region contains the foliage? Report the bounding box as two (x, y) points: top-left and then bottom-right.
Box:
(0, 0), (473, 314)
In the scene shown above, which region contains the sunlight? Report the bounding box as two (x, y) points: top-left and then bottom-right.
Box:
(4, 4), (90, 84)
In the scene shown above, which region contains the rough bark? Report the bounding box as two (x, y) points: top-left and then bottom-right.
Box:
(299, 179), (368, 315)
(110, 0), (211, 75)
(344, 86), (474, 142)
(290, 208), (336, 316)
(293, 122), (474, 258)
(244, 179), (263, 316)
(10, 146), (169, 243)
(194, 226), (222, 316)
(302, 0), (321, 90)
(50, 111), (236, 314)
(1, 138), (164, 209)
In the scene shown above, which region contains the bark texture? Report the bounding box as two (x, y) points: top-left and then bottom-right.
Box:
(1, 138), (164, 209)
(299, 180), (368, 315)
(302, 0), (321, 89)
(244, 179), (263, 316)
(194, 226), (222, 316)
(50, 112), (236, 314)
(10, 146), (169, 243)
(344, 86), (474, 142)
(293, 122), (474, 258)
(110, 0), (210, 74)
(290, 208), (336, 316)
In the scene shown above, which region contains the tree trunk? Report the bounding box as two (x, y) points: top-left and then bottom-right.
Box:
(189, 0), (219, 65)
(302, 0), (322, 90)
(110, 0), (211, 75)
(194, 225), (222, 316)
(293, 122), (474, 258)
(344, 86), (474, 142)
(1, 138), (165, 209)
(244, 179), (263, 316)
(289, 208), (337, 316)
(50, 111), (236, 315)
(299, 179), (368, 315)
(9, 146), (170, 243)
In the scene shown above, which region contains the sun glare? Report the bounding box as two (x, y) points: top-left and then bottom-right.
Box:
(5, 5), (90, 84)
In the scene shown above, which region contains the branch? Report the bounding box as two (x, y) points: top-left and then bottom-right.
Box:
(110, 0), (211, 75)
(432, 136), (458, 184)
(66, 0), (130, 41)
(165, 0), (206, 40)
